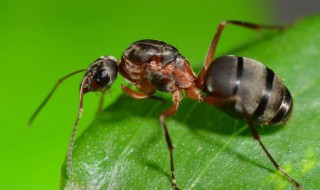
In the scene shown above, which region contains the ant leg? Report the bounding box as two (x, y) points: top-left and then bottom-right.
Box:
(204, 21), (285, 68)
(204, 96), (302, 189)
(121, 84), (152, 99)
(121, 84), (164, 103)
(96, 91), (106, 114)
(159, 90), (183, 190)
(184, 84), (203, 101)
(196, 21), (284, 89)
(240, 102), (302, 189)
(122, 83), (181, 189)
(98, 85), (162, 115)
(28, 69), (87, 127)
(149, 95), (166, 104)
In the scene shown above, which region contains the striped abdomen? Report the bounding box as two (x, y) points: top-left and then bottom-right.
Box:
(204, 55), (293, 125)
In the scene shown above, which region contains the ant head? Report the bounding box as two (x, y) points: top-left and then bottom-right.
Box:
(83, 56), (118, 93)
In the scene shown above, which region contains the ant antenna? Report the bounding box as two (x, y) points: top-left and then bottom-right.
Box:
(67, 75), (89, 173)
(27, 69), (87, 127)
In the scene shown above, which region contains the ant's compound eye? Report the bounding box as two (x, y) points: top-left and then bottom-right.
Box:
(85, 56), (118, 92)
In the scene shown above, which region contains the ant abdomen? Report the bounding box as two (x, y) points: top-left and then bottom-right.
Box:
(204, 55), (293, 125)
(119, 39), (197, 93)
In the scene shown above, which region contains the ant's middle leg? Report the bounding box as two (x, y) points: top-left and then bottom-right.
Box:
(159, 90), (183, 190)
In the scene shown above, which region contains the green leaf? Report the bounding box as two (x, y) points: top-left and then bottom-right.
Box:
(61, 16), (320, 189)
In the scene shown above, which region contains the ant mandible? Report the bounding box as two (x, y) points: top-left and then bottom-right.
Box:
(28, 20), (302, 189)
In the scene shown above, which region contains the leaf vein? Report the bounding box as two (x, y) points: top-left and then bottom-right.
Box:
(185, 125), (247, 190)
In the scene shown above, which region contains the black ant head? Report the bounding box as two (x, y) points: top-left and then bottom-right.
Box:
(83, 56), (118, 93)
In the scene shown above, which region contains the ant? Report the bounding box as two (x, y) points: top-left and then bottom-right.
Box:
(29, 20), (302, 189)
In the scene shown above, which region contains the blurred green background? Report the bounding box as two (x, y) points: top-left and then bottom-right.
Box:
(0, 0), (314, 189)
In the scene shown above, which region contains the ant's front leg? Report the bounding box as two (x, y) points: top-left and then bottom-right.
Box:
(121, 84), (164, 103)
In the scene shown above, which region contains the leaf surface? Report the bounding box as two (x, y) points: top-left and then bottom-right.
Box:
(61, 16), (320, 190)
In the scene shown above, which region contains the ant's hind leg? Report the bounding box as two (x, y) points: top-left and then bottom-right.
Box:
(196, 21), (284, 89)
(204, 21), (285, 70)
(204, 96), (302, 189)
(240, 101), (302, 189)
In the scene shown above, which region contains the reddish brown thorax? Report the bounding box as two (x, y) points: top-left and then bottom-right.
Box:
(119, 39), (198, 95)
